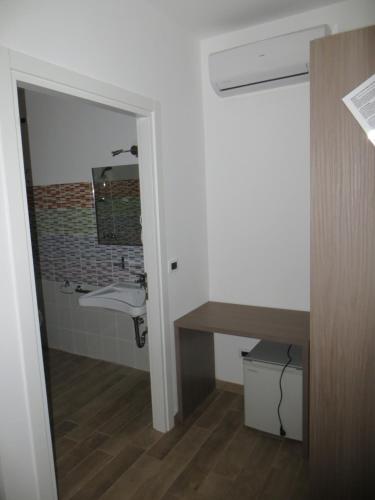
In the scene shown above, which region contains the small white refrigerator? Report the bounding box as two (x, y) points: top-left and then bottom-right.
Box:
(243, 340), (302, 441)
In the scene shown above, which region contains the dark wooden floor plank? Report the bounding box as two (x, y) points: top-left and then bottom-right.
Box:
(164, 410), (242, 498)
(49, 355), (102, 396)
(260, 439), (304, 500)
(99, 454), (162, 500)
(99, 404), (154, 456)
(130, 452), (188, 500)
(131, 422), (163, 451)
(45, 349), (308, 500)
(50, 357), (100, 393)
(290, 459), (310, 500)
(193, 472), (234, 500)
(54, 420), (78, 439)
(213, 424), (260, 479)
(54, 436), (78, 461)
(52, 363), (124, 425)
(67, 378), (150, 442)
(146, 390), (222, 461)
(70, 444), (144, 500)
(47, 349), (86, 378)
(194, 391), (238, 429)
(53, 364), (122, 412)
(168, 425), (212, 468)
(56, 432), (110, 480)
(129, 427), (214, 500)
(58, 449), (112, 499)
(70, 368), (145, 425)
(98, 379), (151, 435)
(230, 434), (282, 499)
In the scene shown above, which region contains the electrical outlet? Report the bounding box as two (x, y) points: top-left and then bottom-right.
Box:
(240, 348), (251, 358)
(168, 259), (178, 273)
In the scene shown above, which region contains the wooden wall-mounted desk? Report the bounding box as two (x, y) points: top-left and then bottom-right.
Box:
(174, 301), (310, 455)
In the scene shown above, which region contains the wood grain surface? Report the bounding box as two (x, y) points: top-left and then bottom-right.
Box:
(310, 25), (375, 499)
(46, 349), (308, 499)
(175, 301), (309, 346)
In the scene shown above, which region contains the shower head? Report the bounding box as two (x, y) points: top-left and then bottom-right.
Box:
(111, 144), (138, 157)
(111, 149), (124, 157)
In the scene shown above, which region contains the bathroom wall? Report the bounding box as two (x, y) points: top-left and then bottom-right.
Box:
(41, 279), (149, 370)
(201, 0), (375, 384)
(25, 89), (138, 184)
(24, 89), (149, 371)
(31, 181), (143, 285)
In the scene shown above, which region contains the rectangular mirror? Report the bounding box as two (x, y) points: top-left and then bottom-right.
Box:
(92, 164), (142, 246)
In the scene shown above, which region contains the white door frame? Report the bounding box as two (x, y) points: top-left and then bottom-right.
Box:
(0, 47), (173, 500)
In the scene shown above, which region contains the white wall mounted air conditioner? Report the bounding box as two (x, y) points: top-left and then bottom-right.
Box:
(209, 25), (329, 97)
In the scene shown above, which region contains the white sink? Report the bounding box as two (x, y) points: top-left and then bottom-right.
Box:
(79, 282), (146, 317)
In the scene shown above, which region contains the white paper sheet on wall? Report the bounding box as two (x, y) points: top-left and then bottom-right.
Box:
(343, 74), (375, 146)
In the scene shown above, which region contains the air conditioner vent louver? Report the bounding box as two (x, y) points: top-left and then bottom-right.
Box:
(220, 70), (309, 92)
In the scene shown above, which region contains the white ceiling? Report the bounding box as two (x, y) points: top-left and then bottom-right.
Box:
(146, 0), (342, 37)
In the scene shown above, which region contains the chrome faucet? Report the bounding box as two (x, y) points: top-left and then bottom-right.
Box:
(134, 272), (148, 299)
(134, 272), (146, 286)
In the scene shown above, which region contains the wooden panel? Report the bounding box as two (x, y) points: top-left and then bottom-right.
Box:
(175, 301), (309, 346)
(175, 327), (216, 418)
(310, 26), (375, 498)
(302, 342), (310, 459)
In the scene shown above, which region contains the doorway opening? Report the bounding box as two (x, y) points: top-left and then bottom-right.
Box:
(16, 82), (164, 496)
(0, 49), (172, 498)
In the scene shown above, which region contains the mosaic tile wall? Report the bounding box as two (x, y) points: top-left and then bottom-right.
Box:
(30, 181), (144, 286)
